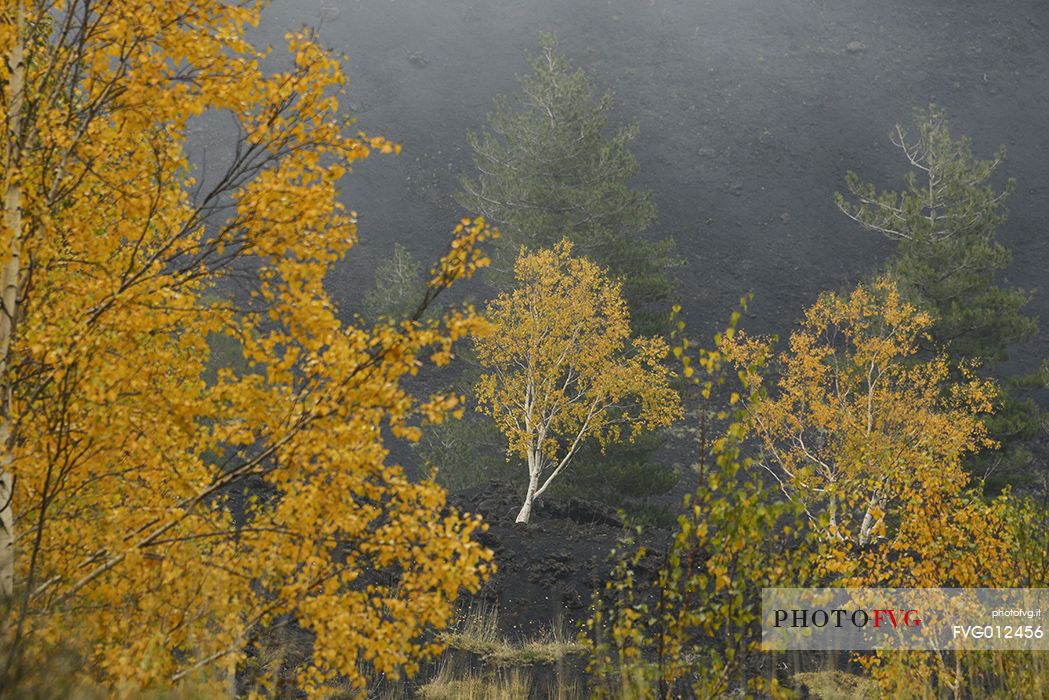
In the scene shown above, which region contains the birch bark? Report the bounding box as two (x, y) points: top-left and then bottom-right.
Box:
(0, 0), (27, 598)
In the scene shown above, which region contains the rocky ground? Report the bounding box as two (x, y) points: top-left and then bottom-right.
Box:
(450, 481), (666, 637)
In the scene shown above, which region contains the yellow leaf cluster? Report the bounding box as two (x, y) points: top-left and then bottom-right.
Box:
(1, 1), (493, 693)
(721, 278), (1008, 587)
(474, 241), (680, 516)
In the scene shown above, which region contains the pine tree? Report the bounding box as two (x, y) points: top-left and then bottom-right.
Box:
(363, 243), (427, 321)
(458, 34), (677, 332)
(836, 106), (1040, 487)
(836, 105), (1036, 363)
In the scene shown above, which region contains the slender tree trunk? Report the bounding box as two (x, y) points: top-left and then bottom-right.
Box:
(857, 490), (882, 547)
(516, 450), (541, 524)
(516, 472), (539, 524)
(0, 0), (27, 600)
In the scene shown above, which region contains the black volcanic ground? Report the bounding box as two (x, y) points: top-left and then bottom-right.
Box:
(219, 0), (1049, 376)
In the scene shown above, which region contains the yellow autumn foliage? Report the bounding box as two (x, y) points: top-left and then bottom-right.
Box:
(720, 279), (1005, 579)
(474, 241), (680, 523)
(0, 1), (492, 693)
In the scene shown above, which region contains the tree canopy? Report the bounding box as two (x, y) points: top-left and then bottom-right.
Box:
(474, 242), (680, 523)
(721, 279), (997, 552)
(836, 105), (1036, 364)
(458, 34), (677, 331)
(836, 106), (1041, 486)
(0, 1), (493, 692)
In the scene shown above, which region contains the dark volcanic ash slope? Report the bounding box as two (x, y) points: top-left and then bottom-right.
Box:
(450, 481), (666, 637)
(239, 0), (1049, 375)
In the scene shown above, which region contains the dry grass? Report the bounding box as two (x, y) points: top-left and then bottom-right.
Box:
(440, 603), (584, 666)
(417, 663), (533, 700)
(417, 657), (584, 700)
(793, 670), (878, 700)
(416, 603), (586, 699)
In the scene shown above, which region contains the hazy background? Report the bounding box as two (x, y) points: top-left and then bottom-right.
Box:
(229, 0), (1048, 369)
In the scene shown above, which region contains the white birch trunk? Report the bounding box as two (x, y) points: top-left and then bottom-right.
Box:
(515, 474), (539, 524)
(515, 450), (541, 524)
(857, 491), (882, 547)
(0, 1), (27, 599)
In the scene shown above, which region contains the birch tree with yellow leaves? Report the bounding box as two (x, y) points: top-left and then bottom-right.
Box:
(0, 0), (493, 694)
(720, 279), (997, 548)
(720, 279), (1015, 592)
(474, 242), (680, 524)
(712, 279), (1025, 700)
